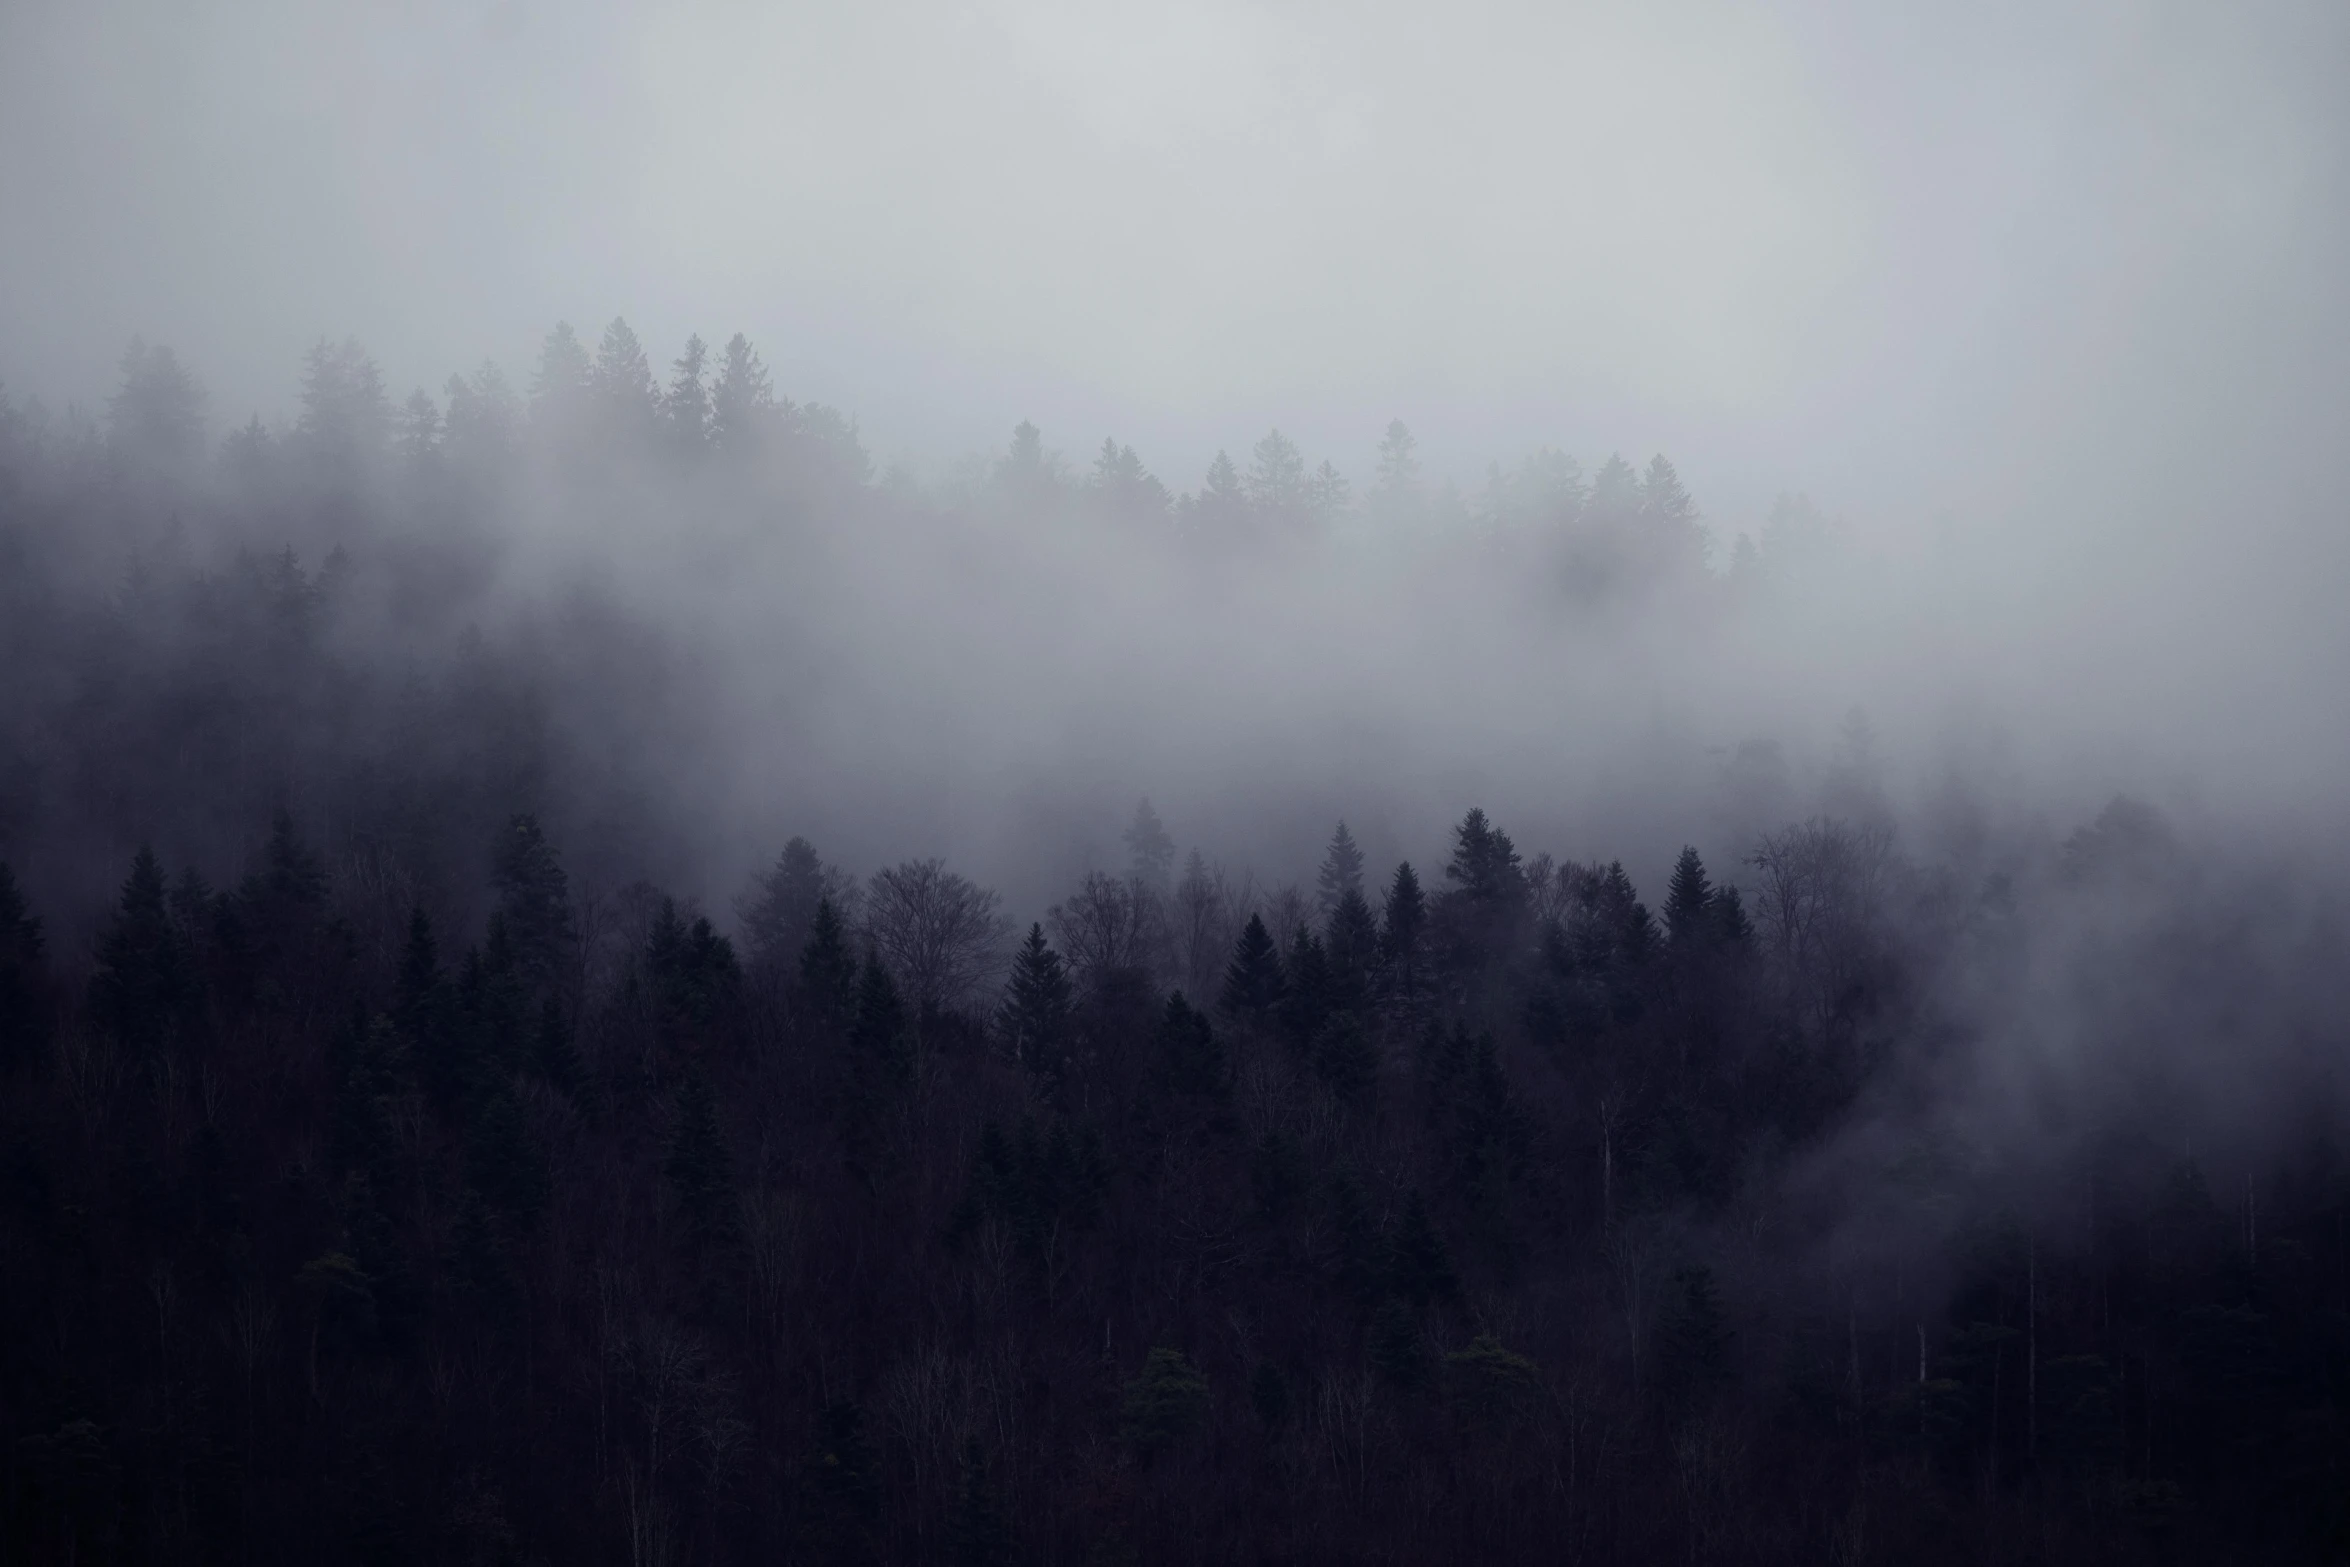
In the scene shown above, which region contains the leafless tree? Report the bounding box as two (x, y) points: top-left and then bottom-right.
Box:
(1171, 850), (1238, 998)
(864, 857), (1012, 1012)
(1048, 870), (1161, 987)
(1747, 815), (1898, 1038)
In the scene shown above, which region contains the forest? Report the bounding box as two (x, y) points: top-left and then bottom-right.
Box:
(0, 328), (2346, 1565)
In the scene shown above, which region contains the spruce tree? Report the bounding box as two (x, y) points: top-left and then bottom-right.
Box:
(797, 898), (858, 1027)
(1219, 914), (1287, 1018)
(90, 846), (193, 1058)
(1381, 862), (1426, 992)
(1316, 821), (1365, 914)
(1664, 847), (1713, 951)
(1282, 926), (1331, 1045)
(1323, 885), (1380, 1010)
(1123, 798), (1175, 891)
(489, 815), (572, 999)
(997, 924), (1072, 1074)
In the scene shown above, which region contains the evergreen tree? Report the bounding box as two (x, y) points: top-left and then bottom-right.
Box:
(591, 317), (658, 443)
(394, 907), (441, 1038)
(1120, 1348), (1209, 1455)
(1219, 914), (1287, 1018)
(1445, 808), (1523, 907)
(1323, 886), (1380, 1011)
(1381, 861), (1426, 992)
(107, 338), (206, 473)
(849, 956), (909, 1089)
(1123, 797), (1175, 891)
(489, 815), (572, 999)
(1712, 885), (1752, 947)
(798, 898), (858, 1026)
(397, 388), (441, 466)
(1282, 926), (1331, 1045)
(997, 924), (1072, 1075)
(1316, 821), (1365, 915)
(1664, 846), (1713, 951)
(1188, 450), (1247, 531)
(664, 333), (711, 452)
(529, 321), (593, 432)
(709, 333), (776, 452)
(89, 846), (194, 1058)
(1245, 428), (1309, 518)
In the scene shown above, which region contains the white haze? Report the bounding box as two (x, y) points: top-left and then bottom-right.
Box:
(3, 0), (2348, 889)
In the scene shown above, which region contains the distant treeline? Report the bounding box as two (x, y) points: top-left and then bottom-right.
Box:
(0, 336), (2343, 1565)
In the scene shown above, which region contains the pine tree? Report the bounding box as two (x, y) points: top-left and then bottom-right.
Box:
(1282, 926), (1331, 1045)
(489, 815), (572, 999)
(1123, 798), (1175, 891)
(709, 333), (776, 453)
(394, 907), (440, 1037)
(529, 321), (593, 432)
(997, 924), (1072, 1075)
(591, 317), (658, 443)
(1316, 821), (1365, 914)
(1665, 846), (1713, 951)
(1446, 808), (1523, 906)
(1381, 861), (1426, 992)
(1712, 885), (1752, 947)
(1219, 914), (1287, 1018)
(90, 846), (193, 1058)
(1323, 887), (1380, 1012)
(664, 333), (710, 452)
(798, 898), (858, 1026)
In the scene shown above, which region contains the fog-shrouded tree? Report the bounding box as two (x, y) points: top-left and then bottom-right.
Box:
(529, 321), (594, 433)
(1316, 822), (1365, 915)
(1047, 872), (1158, 992)
(665, 333), (711, 454)
(996, 923), (1071, 1074)
(107, 338), (205, 476)
(863, 858), (1010, 1014)
(1244, 427), (1310, 521)
(708, 332), (777, 453)
(1184, 449), (1248, 534)
(1123, 798), (1175, 892)
(1090, 438), (1170, 518)
(1370, 417), (1420, 525)
(592, 317), (660, 445)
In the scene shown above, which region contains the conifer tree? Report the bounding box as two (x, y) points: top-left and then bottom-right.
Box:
(1282, 926), (1331, 1045)
(1316, 821), (1365, 915)
(489, 815), (572, 999)
(528, 321), (593, 433)
(591, 317), (658, 442)
(709, 333), (776, 453)
(1323, 886), (1380, 1011)
(1381, 861), (1426, 993)
(849, 955), (909, 1089)
(997, 924), (1072, 1074)
(664, 333), (710, 452)
(1219, 914), (1287, 1018)
(1387, 1191), (1458, 1307)
(798, 898), (858, 1026)
(1664, 846), (1713, 951)
(90, 846), (193, 1058)
(1123, 798), (1175, 891)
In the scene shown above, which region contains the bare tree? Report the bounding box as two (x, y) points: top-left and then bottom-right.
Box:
(863, 858), (1012, 1013)
(1746, 816), (1898, 1038)
(1048, 871), (1161, 987)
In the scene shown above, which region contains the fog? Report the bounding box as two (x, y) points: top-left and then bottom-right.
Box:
(1, 5), (2348, 1558)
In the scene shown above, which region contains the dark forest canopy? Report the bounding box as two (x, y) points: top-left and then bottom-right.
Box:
(0, 336), (2347, 1564)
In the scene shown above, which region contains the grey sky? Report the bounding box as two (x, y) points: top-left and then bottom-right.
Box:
(5, 0), (2344, 539)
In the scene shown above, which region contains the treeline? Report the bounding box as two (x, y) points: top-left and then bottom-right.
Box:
(0, 785), (2346, 1564)
(4, 324), (1795, 584)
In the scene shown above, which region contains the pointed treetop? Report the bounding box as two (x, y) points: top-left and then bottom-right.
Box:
(1124, 798), (1175, 889)
(1316, 822), (1365, 913)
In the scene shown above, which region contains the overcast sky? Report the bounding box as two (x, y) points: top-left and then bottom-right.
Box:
(3, 0), (2346, 541)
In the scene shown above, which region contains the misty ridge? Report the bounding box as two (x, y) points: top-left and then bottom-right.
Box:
(1, 306), (2347, 1564)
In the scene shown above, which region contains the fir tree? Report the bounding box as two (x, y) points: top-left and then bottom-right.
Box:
(1123, 797), (1175, 891)
(1316, 821), (1365, 914)
(1664, 846), (1713, 951)
(1323, 886), (1380, 1011)
(489, 815), (572, 999)
(1381, 861), (1426, 992)
(1219, 914), (1287, 1018)
(998, 923), (1073, 1074)
(1282, 926), (1331, 1045)
(89, 846), (193, 1058)
(798, 898), (858, 1027)
(664, 333), (710, 452)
